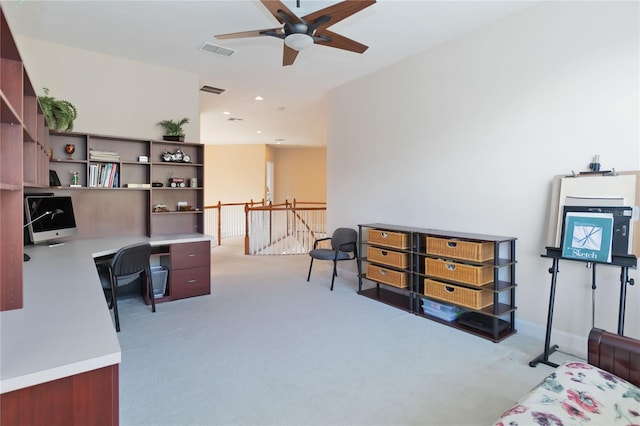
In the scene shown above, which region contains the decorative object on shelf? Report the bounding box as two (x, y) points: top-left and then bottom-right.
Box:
(157, 117), (189, 141)
(48, 147), (53, 160)
(153, 204), (170, 213)
(190, 178), (198, 188)
(161, 148), (191, 163)
(169, 177), (186, 187)
(65, 144), (76, 159)
(70, 170), (80, 187)
(138, 155), (149, 163)
(152, 182), (164, 187)
(38, 87), (78, 132)
(49, 170), (61, 187)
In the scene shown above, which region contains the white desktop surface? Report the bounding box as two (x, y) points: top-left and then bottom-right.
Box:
(1, 234), (210, 394)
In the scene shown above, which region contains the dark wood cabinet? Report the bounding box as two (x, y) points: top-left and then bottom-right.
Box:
(146, 240), (211, 304)
(359, 223), (517, 342)
(0, 365), (118, 426)
(0, 7), (49, 312)
(167, 240), (211, 300)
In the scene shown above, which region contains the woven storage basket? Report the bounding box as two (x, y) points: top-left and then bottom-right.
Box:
(424, 278), (493, 309)
(425, 258), (493, 286)
(366, 264), (409, 288)
(367, 229), (410, 249)
(367, 246), (409, 269)
(427, 237), (494, 262)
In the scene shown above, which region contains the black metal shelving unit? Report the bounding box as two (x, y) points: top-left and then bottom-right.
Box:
(358, 223), (518, 342)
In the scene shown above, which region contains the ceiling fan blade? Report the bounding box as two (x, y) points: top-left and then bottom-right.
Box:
(215, 28), (283, 39)
(302, 0), (376, 29)
(283, 44), (299, 66)
(314, 29), (368, 53)
(260, 0), (302, 25)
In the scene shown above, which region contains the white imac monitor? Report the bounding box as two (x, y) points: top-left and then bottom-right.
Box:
(24, 195), (77, 244)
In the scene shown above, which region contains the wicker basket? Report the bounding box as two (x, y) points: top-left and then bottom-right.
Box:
(425, 258), (493, 286)
(366, 264), (409, 288)
(367, 246), (409, 268)
(368, 229), (410, 249)
(424, 278), (493, 309)
(426, 237), (494, 262)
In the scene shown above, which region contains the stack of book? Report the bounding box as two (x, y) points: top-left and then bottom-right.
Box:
(89, 163), (119, 188)
(89, 149), (120, 162)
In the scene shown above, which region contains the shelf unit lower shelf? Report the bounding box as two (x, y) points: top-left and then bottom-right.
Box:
(358, 286), (412, 312)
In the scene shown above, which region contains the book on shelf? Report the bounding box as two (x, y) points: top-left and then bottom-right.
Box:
(89, 162), (119, 188)
(89, 149), (120, 161)
(561, 211), (614, 263)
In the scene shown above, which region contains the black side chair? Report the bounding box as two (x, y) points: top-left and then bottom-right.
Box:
(307, 227), (359, 291)
(97, 243), (155, 332)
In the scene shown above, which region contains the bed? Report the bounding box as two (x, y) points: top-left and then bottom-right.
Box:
(494, 328), (640, 425)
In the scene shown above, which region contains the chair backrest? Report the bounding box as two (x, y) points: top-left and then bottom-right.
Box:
(110, 243), (151, 278)
(331, 228), (357, 253)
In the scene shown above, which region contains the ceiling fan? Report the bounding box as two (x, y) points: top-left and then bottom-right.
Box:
(215, 0), (376, 66)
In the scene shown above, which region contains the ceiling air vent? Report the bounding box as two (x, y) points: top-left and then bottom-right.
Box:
(199, 42), (236, 57)
(227, 117), (243, 122)
(200, 85), (226, 95)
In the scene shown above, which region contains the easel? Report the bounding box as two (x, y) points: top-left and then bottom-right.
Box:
(529, 248), (636, 368)
(530, 170), (639, 368)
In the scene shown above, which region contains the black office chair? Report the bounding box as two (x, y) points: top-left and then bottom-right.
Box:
(97, 243), (155, 332)
(307, 227), (359, 291)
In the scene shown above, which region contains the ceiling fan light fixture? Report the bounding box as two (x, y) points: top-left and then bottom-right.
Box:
(284, 33), (313, 51)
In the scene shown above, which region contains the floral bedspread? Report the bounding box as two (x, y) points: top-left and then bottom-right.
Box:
(494, 361), (640, 426)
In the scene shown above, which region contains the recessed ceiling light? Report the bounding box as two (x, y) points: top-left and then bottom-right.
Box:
(254, 96), (264, 101)
(223, 111), (230, 115)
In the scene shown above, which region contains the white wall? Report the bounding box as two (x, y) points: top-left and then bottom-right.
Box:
(327, 1), (639, 354)
(14, 36), (200, 141)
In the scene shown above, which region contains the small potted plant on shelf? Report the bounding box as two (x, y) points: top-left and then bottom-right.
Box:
(157, 117), (190, 142)
(38, 87), (78, 132)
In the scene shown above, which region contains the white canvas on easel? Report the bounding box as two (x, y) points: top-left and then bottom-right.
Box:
(546, 174), (637, 249)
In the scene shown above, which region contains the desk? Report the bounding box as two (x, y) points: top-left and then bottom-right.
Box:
(0, 234), (211, 425)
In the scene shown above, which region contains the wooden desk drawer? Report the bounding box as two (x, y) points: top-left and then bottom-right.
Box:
(170, 266), (210, 300)
(427, 237), (494, 262)
(367, 229), (410, 249)
(425, 258), (493, 286)
(424, 278), (492, 310)
(367, 246), (409, 268)
(366, 264), (409, 288)
(170, 241), (210, 269)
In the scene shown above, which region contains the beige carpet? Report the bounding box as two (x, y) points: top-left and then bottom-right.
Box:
(114, 238), (578, 426)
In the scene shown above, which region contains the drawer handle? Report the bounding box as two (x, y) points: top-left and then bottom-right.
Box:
(444, 286), (456, 293)
(446, 242), (458, 248)
(381, 250), (388, 256)
(188, 253), (196, 257)
(381, 232), (388, 238)
(379, 269), (387, 275)
(446, 264), (456, 271)
(187, 279), (197, 283)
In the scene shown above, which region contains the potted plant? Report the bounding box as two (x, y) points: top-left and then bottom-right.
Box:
(157, 118), (190, 142)
(38, 88), (78, 132)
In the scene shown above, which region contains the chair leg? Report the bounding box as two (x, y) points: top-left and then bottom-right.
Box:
(111, 277), (120, 332)
(147, 269), (156, 313)
(330, 260), (338, 291)
(307, 258), (314, 282)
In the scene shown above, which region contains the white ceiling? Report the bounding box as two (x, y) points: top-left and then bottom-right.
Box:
(2, 0), (537, 146)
